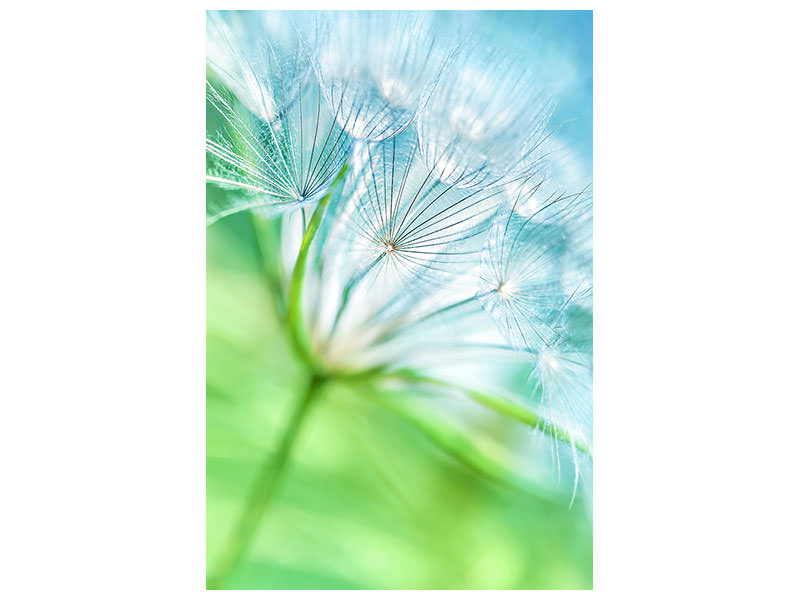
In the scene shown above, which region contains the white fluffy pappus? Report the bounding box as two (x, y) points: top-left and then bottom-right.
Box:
(206, 14), (352, 223)
(312, 11), (458, 142)
(417, 39), (554, 189)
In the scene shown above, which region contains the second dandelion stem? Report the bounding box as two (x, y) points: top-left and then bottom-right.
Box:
(389, 369), (592, 457)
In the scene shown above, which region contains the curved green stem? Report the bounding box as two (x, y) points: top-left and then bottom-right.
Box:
(286, 164), (348, 369)
(388, 369), (592, 457)
(207, 374), (326, 590)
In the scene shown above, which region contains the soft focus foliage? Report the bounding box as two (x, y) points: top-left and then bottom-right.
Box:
(207, 10), (593, 590)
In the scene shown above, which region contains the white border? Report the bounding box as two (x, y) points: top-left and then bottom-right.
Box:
(3, 2), (798, 596)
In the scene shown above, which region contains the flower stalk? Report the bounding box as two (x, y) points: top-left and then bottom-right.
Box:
(209, 166), (348, 589)
(207, 373), (326, 590)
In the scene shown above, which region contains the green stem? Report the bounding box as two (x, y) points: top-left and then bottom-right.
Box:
(389, 369), (593, 457)
(287, 164), (348, 369)
(207, 374), (326, 590)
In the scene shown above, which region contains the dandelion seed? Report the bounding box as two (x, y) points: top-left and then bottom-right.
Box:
(326, 132), (507, 286)
(207, 11), (309, 122)
(418, 41), (553, 188)
(206, 13), (352, 223)
(313, 11), (457, 142)
(477, 182), (582, 353)
(532, 335), (592, 451)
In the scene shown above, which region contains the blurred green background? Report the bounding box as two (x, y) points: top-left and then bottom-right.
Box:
(207, 204), (592, 589)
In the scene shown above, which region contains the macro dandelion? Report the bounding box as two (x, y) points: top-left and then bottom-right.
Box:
(207, 9), (593, 590)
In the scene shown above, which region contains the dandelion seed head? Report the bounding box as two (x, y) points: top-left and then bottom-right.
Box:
(476, 178), (593, 357)
(207, 11), (594, 500)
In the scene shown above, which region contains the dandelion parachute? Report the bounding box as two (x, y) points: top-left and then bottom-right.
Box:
(206, 11), (351, 222)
